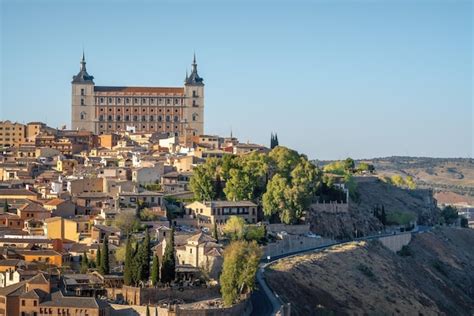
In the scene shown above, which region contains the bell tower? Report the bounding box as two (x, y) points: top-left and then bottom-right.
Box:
(71, 52), (96, 132)
(183, 53), (204, 136)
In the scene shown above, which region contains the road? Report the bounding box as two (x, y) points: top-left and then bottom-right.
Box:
(250, 226), (431, 316)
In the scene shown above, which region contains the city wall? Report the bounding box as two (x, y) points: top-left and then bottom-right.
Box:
(378, 233), (412, 252)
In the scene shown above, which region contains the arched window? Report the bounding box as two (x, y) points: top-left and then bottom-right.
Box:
(80, 112), (86, 120)
(174, 116), (179, 122)
(192, 113), (198, 122)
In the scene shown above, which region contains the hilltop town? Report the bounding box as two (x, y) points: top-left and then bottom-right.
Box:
(0, 56), (471, 316)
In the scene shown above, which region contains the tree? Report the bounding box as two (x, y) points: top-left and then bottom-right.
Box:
(189, 164), (217, 201)
(151, 254), (160, 286)
(268, 146), (300, 179)
(441, 206), (458, 225)
(146, 305), (150, 316)
(80, 251), (89, 274)
(95, 247), (101, 270)
(222, 216), (246, 240)
(142, 230), (151, 280)
(262, 174), (288, 219)
(224, 169), (254, 201)
(114, 212), (141, 235)
(213, 221), (219, 242)
(245, 225), (266, 243)
(460, 217), (468, 228)
(270, 133), (279, 149)
(220, 241), (262, 306)
(405, 176), (416, 189)
(160, 229), (176, 285)
(391, 175), (405, 187)
(344, 157), (355, 172)
(123, 238), (133, 286)
(380, 205), (387, 226)
(99, 237), (110, 275)
(3, 200), (8, 213)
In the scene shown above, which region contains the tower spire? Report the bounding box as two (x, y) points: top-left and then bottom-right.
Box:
(80, 50), (86, 71)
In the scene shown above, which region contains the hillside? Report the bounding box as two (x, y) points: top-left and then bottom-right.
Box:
(266, 228), (474, 316)
(361, 157), (474, 197)
(308, 176), (439, 238)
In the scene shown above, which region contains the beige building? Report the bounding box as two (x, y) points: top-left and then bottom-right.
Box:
(71, 53), (204, 137)
(0, 121), (26, 148)
(185, 201), (258, 224)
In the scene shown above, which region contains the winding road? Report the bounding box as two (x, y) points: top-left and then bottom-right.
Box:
(250, 226), (431, 316)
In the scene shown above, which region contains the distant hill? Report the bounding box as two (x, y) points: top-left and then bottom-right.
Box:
(266, 227), (474, 316)
(315, 157), (474, 199)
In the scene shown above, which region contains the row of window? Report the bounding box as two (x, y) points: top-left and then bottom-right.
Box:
(80, 99), (199, 107)
(98, 97), (183, 105)
(99, 124), (180, 131)
(99, 115), (181, 122)
(99, 107), (180, 113)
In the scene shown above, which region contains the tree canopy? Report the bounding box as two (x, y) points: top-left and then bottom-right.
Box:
(220, 241), (262, 306)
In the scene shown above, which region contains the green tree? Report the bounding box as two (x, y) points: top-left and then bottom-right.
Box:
(245, 226), (266, 243)
(146, 305), (150, 316)
(189, 164), (217, 201)
(356, 162), (370, 172)
(3, 200), (8, 213)
(160, 229), (176, 285)
(460, 217), (468, 228)
(114, 212), (141, 235)
(222, 216), (246, 240)
(151, 254), (160, 286)
(220, 241), (262, 306)
(224, 169), (254, 201)
(213, 221), (219, 242)
(142, 230), (151, 280)
(99, 237), (109, 275)
(95, 247), (101, 270)
(441, 205), (458, 225)
(123, 238), (133, 286)
(344, 157), (355, 172)
(405, 176), (416, 189)
(268, 146), (300, 179)
(262, 174), (288, 219)
(80, 251), (89, 274)
(391, 174), (405, 187)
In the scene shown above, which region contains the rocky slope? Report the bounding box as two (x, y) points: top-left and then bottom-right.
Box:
(308, 176), (439, 238)
(266, 228), (474, 316)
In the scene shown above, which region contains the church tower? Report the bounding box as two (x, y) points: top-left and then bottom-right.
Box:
(71, 52), (96, 132)
(183, 54), (205, 136)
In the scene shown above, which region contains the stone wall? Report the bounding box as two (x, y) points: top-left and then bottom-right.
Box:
(263, 235), (334, 258)
(378, 233), (412, 252)
(110, 297), (252, 316)
(310, 201), (349, 213)
(266, 223), (311, 235)
(119, 286), (220, 306)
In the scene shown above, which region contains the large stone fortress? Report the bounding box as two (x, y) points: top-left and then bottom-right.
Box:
(71, 53), (204, 136)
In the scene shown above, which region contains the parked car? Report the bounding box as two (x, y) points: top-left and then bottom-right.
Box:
(305, 232), (321, 238)
(277, 231), (288, 239)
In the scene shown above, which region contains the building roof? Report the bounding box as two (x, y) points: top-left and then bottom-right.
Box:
(207, 200), (257, 208)
(72, 52), (94, 84)
(40, 290), (105, 308)
(43, 198), (66, 206)
(94, 86), (184, 95)
(0, 189), (36, 197)
(186, 232), (216, 244)
(185, 54), (204, 86)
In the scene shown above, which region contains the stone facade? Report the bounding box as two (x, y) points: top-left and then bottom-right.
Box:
(71, 53), (204, 137)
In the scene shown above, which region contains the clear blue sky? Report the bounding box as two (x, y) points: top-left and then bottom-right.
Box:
(1, 0), (472, 159)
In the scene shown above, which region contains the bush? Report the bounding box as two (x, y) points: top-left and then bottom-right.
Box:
(397, 245), (412, 257)
(356, 264), (375, 279)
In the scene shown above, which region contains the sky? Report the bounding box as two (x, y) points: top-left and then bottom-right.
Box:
(0, 0), (472, 160)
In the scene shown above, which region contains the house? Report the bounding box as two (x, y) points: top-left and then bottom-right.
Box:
(117, 191), (163, 208)
(0, 273), (110, 316)
(0, 189), (37, 201)
(44, 217), (91, 242)
(17, 201), (51, 221)
(43, 199), (76, 218)
(0, 269), (20, 288)
(131, 163), (164, 185)
(185, 200), (258, 225)
(14, 249), (66, 266)
(165, 232), (223, 280)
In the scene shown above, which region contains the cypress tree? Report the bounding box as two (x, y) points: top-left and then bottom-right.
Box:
(381, 205), (387, 226)
(3, 200), (8, 213)
(80, 251), (89, 274)
(151, 254), (159, 286)
(274, 133), (279, 147)
(213, 221), (219, 242)
(123, 238), (133, 286)
(100, 236), (110, 275)
(160, 229), (175, 285)
(143, 230), (151, 280)
(146, 305), (150, 316)
(95, 247), (101, 270)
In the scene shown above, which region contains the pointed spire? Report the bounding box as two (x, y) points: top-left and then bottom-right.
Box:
(80, 50), (86, 71)
(192, 52), (197, 73)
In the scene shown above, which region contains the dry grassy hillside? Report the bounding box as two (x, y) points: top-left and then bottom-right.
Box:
(266, 228), (474, 316)
(309, 176), (439, 238)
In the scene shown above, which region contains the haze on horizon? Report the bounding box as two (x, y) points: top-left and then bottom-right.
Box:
(0, 0), (472, 160)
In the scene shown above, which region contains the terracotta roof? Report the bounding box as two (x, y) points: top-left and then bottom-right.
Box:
(186, 232), (216, 244)
(0, 189), (36, 196)
(94, 86), (184, 95)
(44, 198), (66, 206)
